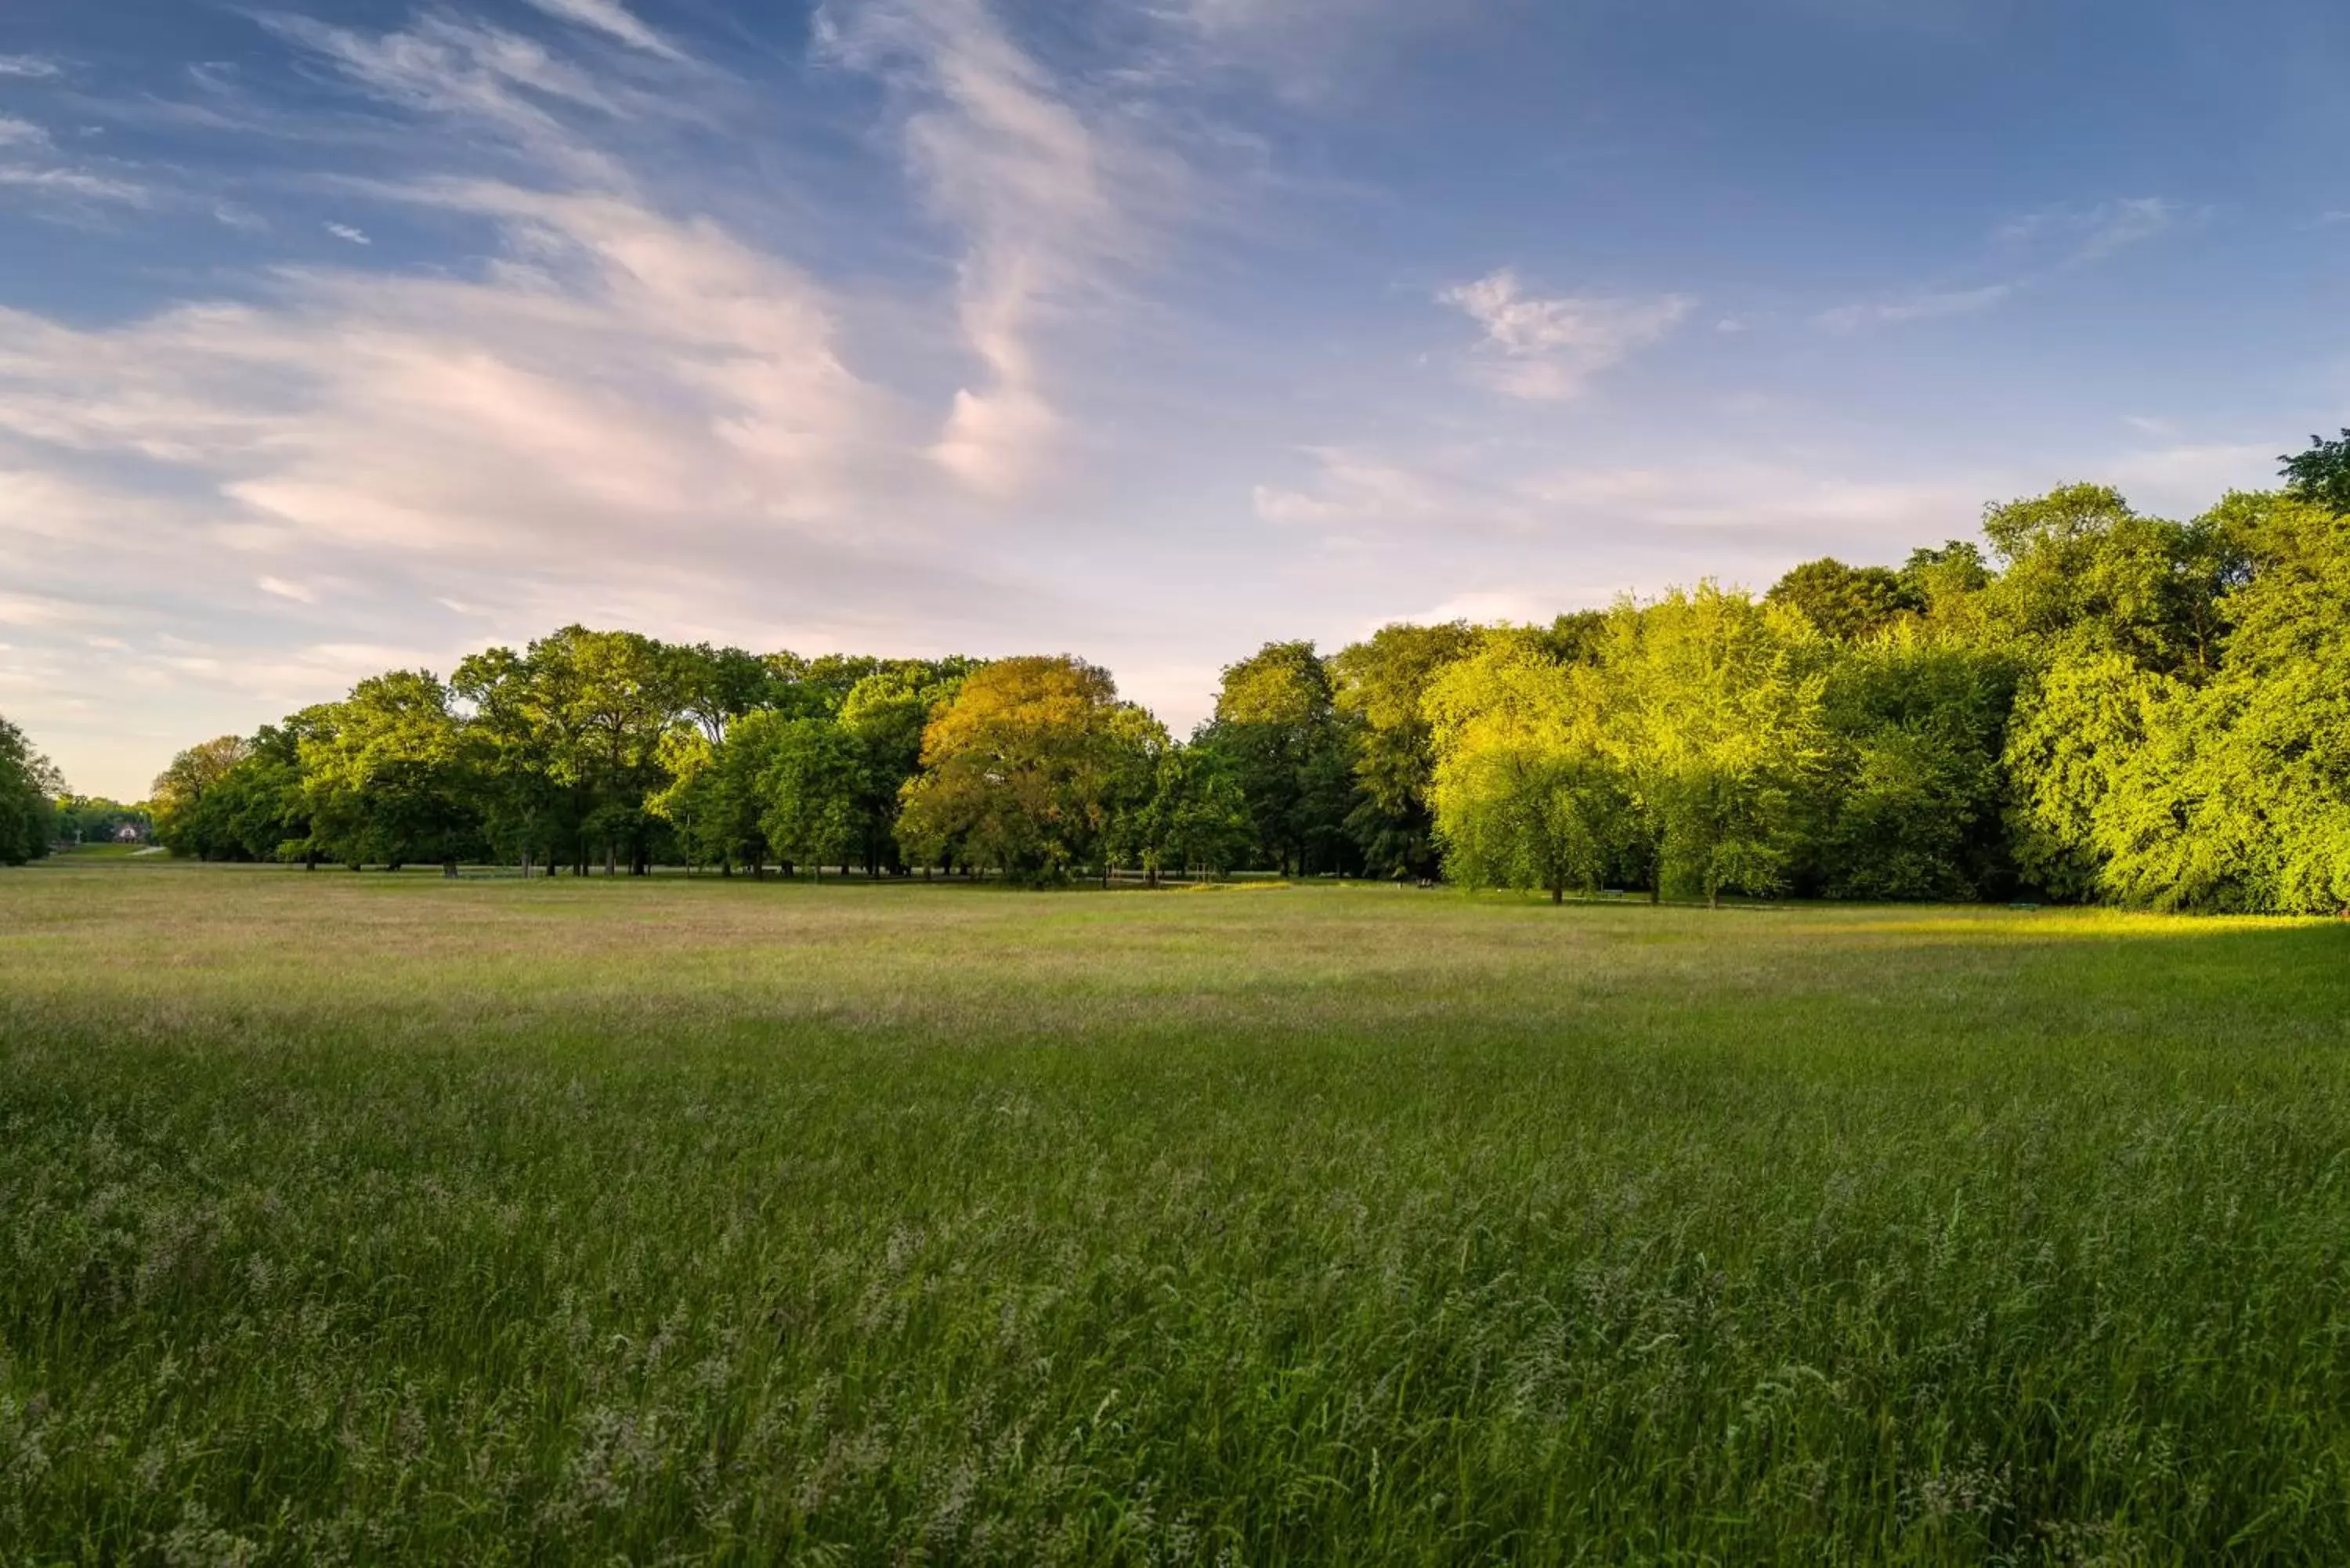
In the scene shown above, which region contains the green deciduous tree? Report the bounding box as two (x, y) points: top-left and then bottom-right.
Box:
(754, 716), (866, 880)
(1808, 638), (2019, 900)
(1426, 641), (1630, 902)
(2281, 428), (2350, 515)
(1979, 483), (2234, 675)
(1331, 621), (1485, 878)
(1766, 558), (1921, 642)
(301, 671), (480, 875)
(896, 656), (1159, 882)
(151, 735), (263, 859)
(0, 715), (61, 865)
(1599, 587), (1829, 907)
(1198, 641), (1359, 876)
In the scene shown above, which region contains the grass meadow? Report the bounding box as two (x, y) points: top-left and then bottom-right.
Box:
(4, 862), (2349, 1564)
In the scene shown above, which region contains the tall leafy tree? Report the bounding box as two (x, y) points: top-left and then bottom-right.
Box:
(1979, 483), (2235, 675)
(2013, 491), (2350, 912)
(1807, 638), (2019, 900)
(151, 735), (254, 858)
(837, 659), (982, 874)
(454, 642), (581, 875)
(1331, 622), (1484, 878)
(0, 714), (61, 865)
(1109, 742), (1253, 884)
(1198, 641), (1359, 876)
(1426, 641), (1631, 902)
(1598, 587), (1829, 906)
(301, 671), (480, 875)
(2280, 428), (2350, 515)
(1766, 558), (1922, 642)
(896, 656), (1159, 882)
(756, 716), (867, 879)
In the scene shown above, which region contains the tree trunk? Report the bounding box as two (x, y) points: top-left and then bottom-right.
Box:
(443, 856), (459, 880)
(1552, 883), (1563, 905)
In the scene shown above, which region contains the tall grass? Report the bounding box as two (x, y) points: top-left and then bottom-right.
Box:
(3, 864), (2348, 1563)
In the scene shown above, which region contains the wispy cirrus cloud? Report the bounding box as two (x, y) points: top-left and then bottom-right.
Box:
(0, 56), (60, 79)
(814, 0), (1194, 497)
(1998, 196), (2186, 266)
(0, 165), (148, 204)
(0, 107), (149, 207)
(1816, 283), (2012, 333)
(1440, 268), (1695, 400)
(1820, 196), (2188, 333)
(519, 0), (684, 60)
(255, 10), (638, 183)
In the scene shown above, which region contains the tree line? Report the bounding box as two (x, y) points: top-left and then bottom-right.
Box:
(7, 435), (2348, 912)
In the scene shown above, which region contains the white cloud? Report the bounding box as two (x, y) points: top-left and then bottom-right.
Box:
(1819, 197), (2183, 337)
(258, 12), (635, 183)
(0, 56), (60, 79)
(1440, 268), (1695, 400)
(0, 117), (50, 149)
(1816, 284), (2012, 333)
(324, 222), (372, 245)
(1254, 449), (1457, 531)
(0, 0), (1011, 800)
(1389, 589), (1556, 627)
(817, 0), (1189, 496)
(1998, 197), (2183, 266)
(2102, 441), (2279, 515)
(0, 165), (148, 204)
(519, 0), (685, 60)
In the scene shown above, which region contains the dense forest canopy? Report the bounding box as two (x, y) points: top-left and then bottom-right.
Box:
(7, 437), (2350, 911)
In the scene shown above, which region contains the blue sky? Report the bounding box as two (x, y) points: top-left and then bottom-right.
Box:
(2, 0), (2345, 797)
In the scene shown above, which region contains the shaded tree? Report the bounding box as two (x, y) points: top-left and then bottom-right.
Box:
(1198, 641), (1359, 876)
(301, 671), (480, 875)
(1331, 621), (1484, 878)
(2280, 428), (2350, 515)
(1766, 558), (1921, 642)
(0, 715), (60, 865)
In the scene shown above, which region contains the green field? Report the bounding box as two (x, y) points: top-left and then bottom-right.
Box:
(4, 865), (2349, 1563)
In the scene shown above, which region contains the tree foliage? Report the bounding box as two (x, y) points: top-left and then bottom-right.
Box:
(0, 714), (61, 865)
(108, 433), (2350, 914)
(896, 656), (1160, 882)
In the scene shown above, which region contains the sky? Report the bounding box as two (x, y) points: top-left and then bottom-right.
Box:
(2, 0), (2347, 798)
